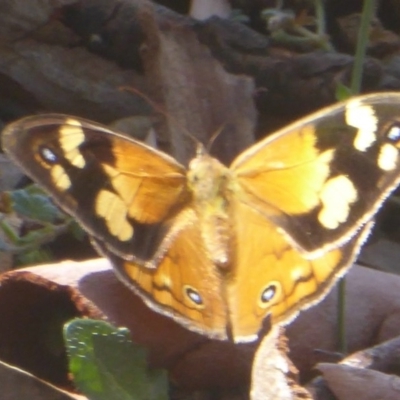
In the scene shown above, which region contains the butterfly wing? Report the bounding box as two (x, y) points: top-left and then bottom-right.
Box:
(2, 114), (190, 263)
(232, 93), (400, 255)
(92, 208), (229, 339)
(226, 200), (372, 342)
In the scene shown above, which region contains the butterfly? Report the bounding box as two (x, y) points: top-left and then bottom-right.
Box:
(3, 92), (400, 343)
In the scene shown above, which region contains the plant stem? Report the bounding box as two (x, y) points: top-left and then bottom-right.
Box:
(350, 0), (377, 94)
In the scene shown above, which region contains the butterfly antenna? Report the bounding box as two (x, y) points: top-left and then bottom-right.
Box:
(120, 86), (201, 149)
(206, 124), (226, 153)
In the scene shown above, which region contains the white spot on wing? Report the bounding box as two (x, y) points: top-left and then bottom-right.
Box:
(95, 189), (133, 241)
(378, 143), (398, 171)
(51, 165), (71, 190)
(318, 175), (358, 229)
(59, 119), (86, 168)
(346, 100), (378, 152)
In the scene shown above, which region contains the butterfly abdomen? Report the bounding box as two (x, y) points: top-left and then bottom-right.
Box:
(200, 207), (233, 269)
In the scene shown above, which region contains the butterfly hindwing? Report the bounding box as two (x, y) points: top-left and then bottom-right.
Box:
(227, 199), (373, 341)
(92, 208), (229, 339)
(2, 115), (189, 263)
(233, 93), (400, 256)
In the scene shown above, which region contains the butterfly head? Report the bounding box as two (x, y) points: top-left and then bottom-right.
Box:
(187, 149), (230, 202)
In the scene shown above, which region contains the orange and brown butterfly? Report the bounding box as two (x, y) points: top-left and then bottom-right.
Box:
(2, 92), (400, 342)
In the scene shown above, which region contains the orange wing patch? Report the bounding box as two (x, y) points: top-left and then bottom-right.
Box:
(233, 125), (334, 215)
(227, 201), (371, 341)
(95, 208), (229, 339)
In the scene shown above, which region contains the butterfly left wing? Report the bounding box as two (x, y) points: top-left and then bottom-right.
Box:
(3, 115), (234, 339)
(232, 93), (400, 256)
(2, 114), (190, 264)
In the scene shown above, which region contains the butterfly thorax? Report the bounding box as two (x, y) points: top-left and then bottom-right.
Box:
(187, 153), (234, 269)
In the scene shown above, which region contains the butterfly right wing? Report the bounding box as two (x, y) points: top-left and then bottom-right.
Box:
(232, 93), (400, 256)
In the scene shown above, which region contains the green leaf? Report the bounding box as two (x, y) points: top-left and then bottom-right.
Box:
(335, 82), (353, 101)
(63, 319), (168, 400)
(0, 219), (68, 260)
(0, 220), (20, 244)
(10, 186), (65, 223)
(69, 220), (86, 241)
(16, 248), (53, 265)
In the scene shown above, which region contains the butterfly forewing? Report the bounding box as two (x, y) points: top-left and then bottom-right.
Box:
(232, 93), (400, 256)
(2, 115), (190, 263)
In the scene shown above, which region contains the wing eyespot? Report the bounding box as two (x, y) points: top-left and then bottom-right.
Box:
(39, 146), (58, 164)
(183, 285), (204, 308)
(387, 124), (400, 143)
(259, 282), (281, 308)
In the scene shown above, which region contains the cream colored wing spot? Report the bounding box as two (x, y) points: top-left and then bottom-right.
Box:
(291, 148), (335, 213)
(378, 143), (398, 171)
(345, 100), (378, 152)
(101, 164), (137, 207)
(51, 165), (71, 190)
(59, 119), (86, 168)
(318, 175), (358, 229)
(95, 189), (133, 241)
